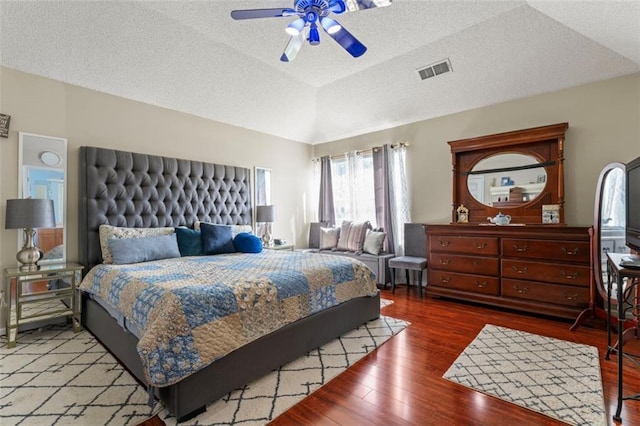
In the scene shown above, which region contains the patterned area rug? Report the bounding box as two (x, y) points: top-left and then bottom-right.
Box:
(380, 298), (394, 308)
(443, 324), (606, 426)
(1, 315), (408, 425)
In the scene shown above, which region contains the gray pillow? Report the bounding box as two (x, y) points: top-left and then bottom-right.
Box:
(363, 230), (387, 255)
(108, 234), (181, 265)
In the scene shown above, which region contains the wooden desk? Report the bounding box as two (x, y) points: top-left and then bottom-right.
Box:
(605, 252), (640, 422)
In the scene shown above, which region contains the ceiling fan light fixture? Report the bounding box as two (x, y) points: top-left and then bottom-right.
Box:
(308, 24), (320, 45)
(286, 18), (306, 36)
(320, 17), (341, 34)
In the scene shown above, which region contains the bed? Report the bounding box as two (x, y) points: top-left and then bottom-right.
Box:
(78, 146), (380, 422)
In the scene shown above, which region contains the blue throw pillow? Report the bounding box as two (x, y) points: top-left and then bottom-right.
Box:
(108, 234), (181, 265)
(174, 227), (203, 256)
(200, 222), (236, 255)
(233, 232), (263, 253)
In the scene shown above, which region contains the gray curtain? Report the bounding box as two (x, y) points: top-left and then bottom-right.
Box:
(318, 156), (336, 226)
(373, 145), (395, 253)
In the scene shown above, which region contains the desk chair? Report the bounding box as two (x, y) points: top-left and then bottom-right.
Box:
(389, 223), (427, 296)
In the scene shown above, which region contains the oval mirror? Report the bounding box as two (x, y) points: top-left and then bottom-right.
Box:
(467, 153), (547, 207)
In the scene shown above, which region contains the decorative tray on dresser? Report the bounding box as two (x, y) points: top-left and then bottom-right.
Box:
(426, 224), (592, 319)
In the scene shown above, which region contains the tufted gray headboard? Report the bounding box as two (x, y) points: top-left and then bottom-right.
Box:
(79, 146), (252, 272)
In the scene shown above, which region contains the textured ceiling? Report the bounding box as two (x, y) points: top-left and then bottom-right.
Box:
(1, 0), (639, 144)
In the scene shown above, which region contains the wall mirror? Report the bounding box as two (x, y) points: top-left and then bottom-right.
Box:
(255, 167), (272, 206)
(592, 163), (628, 305)
(449, 122), (567, 225)
(18, 132), (67, 263)
(254, 167), (272, 234)
(468, 153), (547, 207)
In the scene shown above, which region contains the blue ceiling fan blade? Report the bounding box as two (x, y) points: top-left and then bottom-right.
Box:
(325, 23), (367, 58)
(328, 0), (346, 14)
(280, 33), (305, 62)
(344, 0), (392, 12)
(231, 8), (297, 20)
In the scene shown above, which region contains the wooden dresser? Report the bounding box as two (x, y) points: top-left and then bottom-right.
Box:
(426, 224), (593, 319)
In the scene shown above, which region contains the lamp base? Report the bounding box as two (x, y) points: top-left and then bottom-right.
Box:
(17, 228), (43, 271)
(262, 225), (274, 248)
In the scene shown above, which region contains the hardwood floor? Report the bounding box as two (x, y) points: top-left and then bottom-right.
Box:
(272, 286), (640, 425)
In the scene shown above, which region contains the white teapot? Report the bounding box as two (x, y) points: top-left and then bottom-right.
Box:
(488, 212), (511, 226)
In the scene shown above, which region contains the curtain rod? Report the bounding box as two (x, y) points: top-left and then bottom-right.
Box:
(313, 141), (410, 161)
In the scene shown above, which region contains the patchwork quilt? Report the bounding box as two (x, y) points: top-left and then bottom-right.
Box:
(79, 250), (378, 387)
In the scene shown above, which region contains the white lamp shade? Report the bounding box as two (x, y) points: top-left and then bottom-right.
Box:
(256, 205), (276, 223)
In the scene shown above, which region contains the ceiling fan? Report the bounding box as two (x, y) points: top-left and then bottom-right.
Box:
(231, 0), (392, 62)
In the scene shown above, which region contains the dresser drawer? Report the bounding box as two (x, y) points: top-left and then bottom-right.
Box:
(502, 278), (589, 308)
(501, 259), (590, 286)
(428, 270), (499, 295)
(502, 238), (590, 263)
(429, 236), (499, 256)
(430, 253), (499, 275)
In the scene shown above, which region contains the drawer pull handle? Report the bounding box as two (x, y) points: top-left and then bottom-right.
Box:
(512, 266), (528, 274)
(513, 244), (528, 252)
(561, 247), (580, 256)
(512, 285), (528, 294)
(563, 292), (579, 301)
(440, 259), (452, 265)
(474, 242), (488, 249)
(472, 260), (479, 266)
(475, 281), (488, 288)
(438, 239), (450, 247)
(440, 276), (451, 283)
(561, 270), (579, 280)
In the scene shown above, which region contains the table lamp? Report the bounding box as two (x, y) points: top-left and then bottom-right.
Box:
(256, 205), (276, 247)
(5, 198), (56, 271)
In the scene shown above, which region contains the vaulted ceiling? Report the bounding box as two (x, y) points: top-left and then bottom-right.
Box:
(1, 1), (639, 144)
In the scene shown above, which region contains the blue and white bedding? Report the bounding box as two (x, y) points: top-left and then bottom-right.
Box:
(79, 250), (378, 387)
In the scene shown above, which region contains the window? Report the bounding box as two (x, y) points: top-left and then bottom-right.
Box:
(331, 152), (376, 227)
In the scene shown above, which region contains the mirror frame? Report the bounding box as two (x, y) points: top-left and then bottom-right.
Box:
(448, 123), (568, 225)
(592, 162), (626, 304)
(18, 132), (68, 263)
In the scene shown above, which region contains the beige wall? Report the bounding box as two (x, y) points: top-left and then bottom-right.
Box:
(1, 68), (639, 273)
(313, 73), (640, 227)
(0, 67), (314, 272)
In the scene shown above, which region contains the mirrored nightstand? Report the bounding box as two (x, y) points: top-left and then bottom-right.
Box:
(264, 244), (294, 251)
(3, 262), (84, 348)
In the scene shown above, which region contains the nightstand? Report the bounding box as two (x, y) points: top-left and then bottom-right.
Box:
(3, 262), (84, 348)
(264, 243), (294, 251)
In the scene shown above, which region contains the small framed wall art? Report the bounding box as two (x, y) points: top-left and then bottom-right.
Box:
(0, 114), (10, 138)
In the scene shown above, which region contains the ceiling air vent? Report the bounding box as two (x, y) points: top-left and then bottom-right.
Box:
(417, 58), (452, 81)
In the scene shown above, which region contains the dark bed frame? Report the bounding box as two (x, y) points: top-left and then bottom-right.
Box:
(78, 146), (380, 422)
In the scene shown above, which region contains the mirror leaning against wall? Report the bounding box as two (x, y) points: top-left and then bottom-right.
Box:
(18, 132), (67, 264)
(593, 163), (629, 302)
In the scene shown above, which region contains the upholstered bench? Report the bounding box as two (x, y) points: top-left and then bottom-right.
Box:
(304, 222), (394, 288)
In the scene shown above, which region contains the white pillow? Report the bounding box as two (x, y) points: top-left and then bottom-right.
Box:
(319, 227), (340, 250)
(363, 230), (387, 255)
(98, 224), (175, 264)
